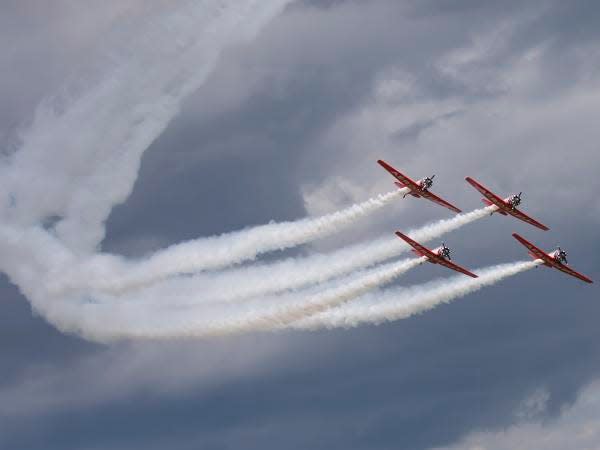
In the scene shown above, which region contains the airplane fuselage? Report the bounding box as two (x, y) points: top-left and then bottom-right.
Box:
(411, 246), (449, 264)
(527, 250), (567, 267)
(395, 177), (432, 198)
(549, 250), (567, 265)
(482, 195), (520, 216)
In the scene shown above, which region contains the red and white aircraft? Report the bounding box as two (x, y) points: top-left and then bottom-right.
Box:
(395, 231), (478, 278)
(465, 177), (549, 231)
(378, 160), (462, 213)
(513, 233), (593, 284)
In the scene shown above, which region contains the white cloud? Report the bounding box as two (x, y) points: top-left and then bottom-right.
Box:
(0, 337), (289, 418)
(302, 176), (372, 217)
(432, 380), (600, 450)
(301, 15), (600, 226)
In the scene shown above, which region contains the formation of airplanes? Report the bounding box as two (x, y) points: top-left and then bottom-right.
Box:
(378, 159), (593, 284)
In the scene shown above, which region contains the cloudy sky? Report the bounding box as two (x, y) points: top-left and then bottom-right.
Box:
(1, 1), (599, 449)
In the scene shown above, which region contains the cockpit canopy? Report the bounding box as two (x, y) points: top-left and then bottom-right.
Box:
(554, 248), (568, 264)
(438, 244), (452, 260)
(420, 175), (435, 191)
(508, 192), (522, 208)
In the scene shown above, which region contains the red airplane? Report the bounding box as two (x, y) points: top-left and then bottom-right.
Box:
(513, 233), (593, 284)
(465, 177), (549, 231)
(395, 231), (478, 278)
(378, 160), (461, 213)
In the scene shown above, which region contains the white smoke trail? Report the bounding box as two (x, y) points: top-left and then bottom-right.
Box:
(49, 188), (408, 295)
(1, 193), (493, 342)
(0, 0), (513, 344)
(0, 224), (83, 338)
(42, 257), (427, 342)
(0, 207), (511, 342)
(293, 259), (541, 330)
(411, 205), (497, 242)
(0, 0), (293, 253)
(136, 201), (495, 284)
(66, 258), (534, 341)
(0, 0), (313, 338)
(51, 202), (496, 301)
(0, 0), (420, 343)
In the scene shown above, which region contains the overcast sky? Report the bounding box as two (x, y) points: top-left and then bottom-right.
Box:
(1, 1), (599, 449)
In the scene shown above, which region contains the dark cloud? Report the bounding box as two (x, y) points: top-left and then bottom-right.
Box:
(0, 275), (97, 385)
(1, 1), (600, 450)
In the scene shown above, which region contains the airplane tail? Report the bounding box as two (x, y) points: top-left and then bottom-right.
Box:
(512, 233), (551, 266)
(528, 252), (550, 266)
(395, 182), (419, 198)
(481, 199), (507, 215)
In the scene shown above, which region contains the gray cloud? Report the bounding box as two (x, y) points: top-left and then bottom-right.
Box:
(433, 381), (600, 450)
(1, 1), (600, 449)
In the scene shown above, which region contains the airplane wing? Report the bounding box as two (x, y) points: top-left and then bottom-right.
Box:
(505, 208), (549, 231)
(395, 231), (436, 258)
(552, 263), (594, 284)
(512, 233), (549, 261)
(466, 177), (549, 231)
(512, 233), (593, 284)
(395, 232), (478, 278)
(465, 177), (506, 206)
(378, 160), (461, 213)
(419, 190), (462, 214)
(432, 256), (479, 278)
(377, 160), (421, 190)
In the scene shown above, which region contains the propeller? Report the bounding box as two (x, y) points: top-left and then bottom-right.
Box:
(421, 175), (435, 190)
(440, 242), (452, 260)
(510, 192), (522, 208)
(555, 246), (568, 264)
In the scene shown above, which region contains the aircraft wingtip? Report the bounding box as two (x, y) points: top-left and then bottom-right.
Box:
(395, 231), (408, 240)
